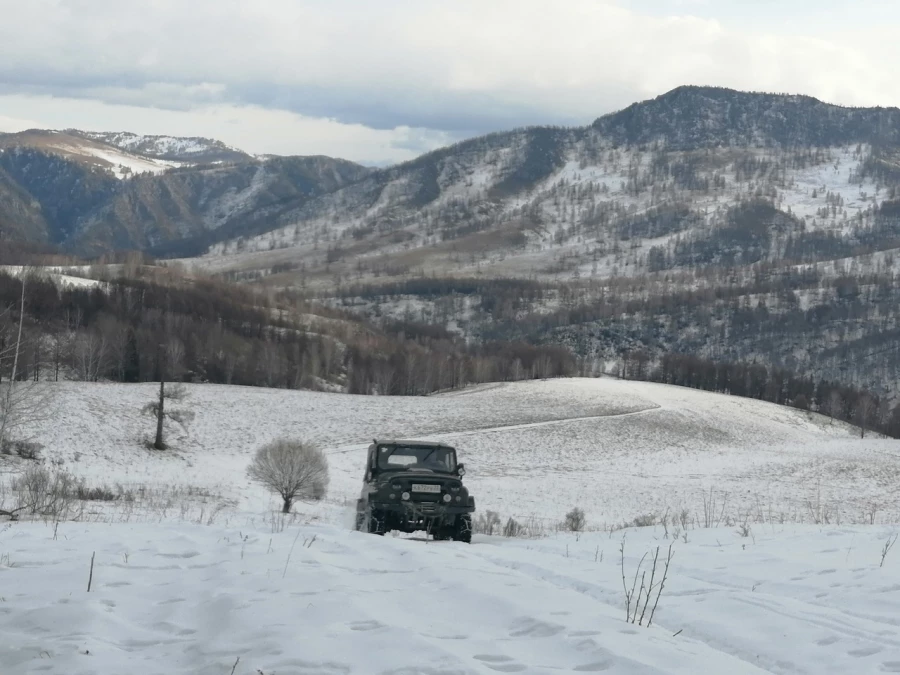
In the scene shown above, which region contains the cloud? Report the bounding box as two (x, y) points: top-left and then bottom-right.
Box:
(0, 0), (898, 162)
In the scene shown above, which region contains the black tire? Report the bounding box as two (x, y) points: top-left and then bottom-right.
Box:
(432, 526), (452, 541)
(452, 514), (472, 543)
(367, 508), (386, 536)
(354, 501), (367, 532)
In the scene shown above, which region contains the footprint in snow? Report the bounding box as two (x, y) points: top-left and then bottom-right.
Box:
(880, 662), (900, 673)
(349, 620), (385, 632)
(156, 551), (201, 559)
(474, 655), (526, 673)
(573, 660), (614, 672)
(848, 646), (882, 657)
(509, 617), (564, 638)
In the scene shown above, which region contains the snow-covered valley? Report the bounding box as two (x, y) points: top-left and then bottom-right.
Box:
(2, 378), (899, 674)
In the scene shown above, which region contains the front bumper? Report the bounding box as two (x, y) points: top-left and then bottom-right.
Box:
(372, 501), (474, 517)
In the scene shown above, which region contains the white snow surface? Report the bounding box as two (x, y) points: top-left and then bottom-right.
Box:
(80, 131), (243, 158)
(3, 378), (900, 674)
(6, 520), (900, 675)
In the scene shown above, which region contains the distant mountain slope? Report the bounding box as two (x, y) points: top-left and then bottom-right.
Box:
(197, 86), (900, 289)
(592, 85), (900, 148)
(69, 130), (252, 164)
(0, 164), (48, 242)
(7, 86), (900, 261)
(0, 129), (370, 253)
(76, 155), (372, 256)
(0, 130), (182, 178)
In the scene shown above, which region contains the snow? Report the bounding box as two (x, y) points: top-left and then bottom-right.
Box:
(3, 520), (900, 673)
(12, 378), (897, 524)
(0, 265), (102, 289)
(80, 131), (243, 158)
(74, 144), (180, 178)
(2, 377), (900, 674)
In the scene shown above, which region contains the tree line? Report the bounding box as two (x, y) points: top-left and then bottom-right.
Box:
(620, 351), (893, 438)
(0, 269), (575, 396)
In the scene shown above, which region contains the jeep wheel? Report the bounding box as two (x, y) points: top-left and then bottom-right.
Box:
(451, 514), (472, 543)
(366, 509), (386, 536)
(354, 501), (367, 532)
(431, 526), (452, 541)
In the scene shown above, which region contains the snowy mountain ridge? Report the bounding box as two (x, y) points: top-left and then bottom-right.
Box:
(70, 129), (252, 164)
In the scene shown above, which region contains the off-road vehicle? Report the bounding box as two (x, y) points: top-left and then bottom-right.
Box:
(354, 439), (475, 542)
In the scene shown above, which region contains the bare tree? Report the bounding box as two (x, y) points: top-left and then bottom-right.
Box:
(72, 330), (109, 381)
(143, 339), (193, 453)
(247, 439), (329, 513)
(822, 389), (844, 423)
(854, 394), (877, 438)
(0, 272), (55, 449)
(143, 382), (192, 451)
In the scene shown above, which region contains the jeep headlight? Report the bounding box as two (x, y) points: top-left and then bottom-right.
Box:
(442, 494), (452, 503)
(401, 492), (410, 501)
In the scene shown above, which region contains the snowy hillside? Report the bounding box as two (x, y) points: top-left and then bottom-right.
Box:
(192, 88), (900, 288)
(0, 130), (183, 179)
(14, 378), (897, 526)
(2, 378), (900, 674)
(73, 130), (251, 164)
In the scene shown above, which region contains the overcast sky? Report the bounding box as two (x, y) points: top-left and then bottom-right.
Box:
(0, 0), (897, 166)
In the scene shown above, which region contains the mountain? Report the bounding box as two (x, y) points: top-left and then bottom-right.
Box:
(176, 86), (900, 403)
(6, 86), (900, 402)
(592, 85), (900, 148)
(74, 155), (372, 256)
(0, 129), (185, 179)
(197, 87), (900, 284)
(0, 130), (370, 254)
(68, 130), (252, 164)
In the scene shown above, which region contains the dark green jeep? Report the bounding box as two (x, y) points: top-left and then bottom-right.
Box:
(354, 439), (475, 542)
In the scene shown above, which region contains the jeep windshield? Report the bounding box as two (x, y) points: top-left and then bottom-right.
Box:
(377, 445), (457, 472)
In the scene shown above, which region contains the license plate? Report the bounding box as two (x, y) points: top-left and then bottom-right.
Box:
(412, 484), (441, 493)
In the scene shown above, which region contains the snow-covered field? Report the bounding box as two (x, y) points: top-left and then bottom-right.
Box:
(2, 378), (900, 674)
(4, 521), (900, 675)
(20, 378), (896, 526)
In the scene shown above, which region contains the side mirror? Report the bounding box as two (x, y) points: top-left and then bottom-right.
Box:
(457, 463), (466, 477)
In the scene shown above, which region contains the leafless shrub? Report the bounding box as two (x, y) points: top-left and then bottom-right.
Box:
(881, 534), (898, 568)
(0, 439), (42, 460)
(247, 438), (329, 513)
(620, 538), (674, 627)
(503, 517), (522, 538)
(74, 484), (120, 502)
(474, 510), (502, 535)
(11, 465), (76, 518)
(701, 488), (729, 528)
(565, 507), (586, 532)
(630, 513), (658, 528)
(806, 480), (834, 525)
(737, 521), (752, 538)
(867, 504), (879, 525)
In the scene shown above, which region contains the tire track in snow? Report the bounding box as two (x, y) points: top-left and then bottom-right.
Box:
(465, 546), (900, 675)
(330, 404), (662, 455)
